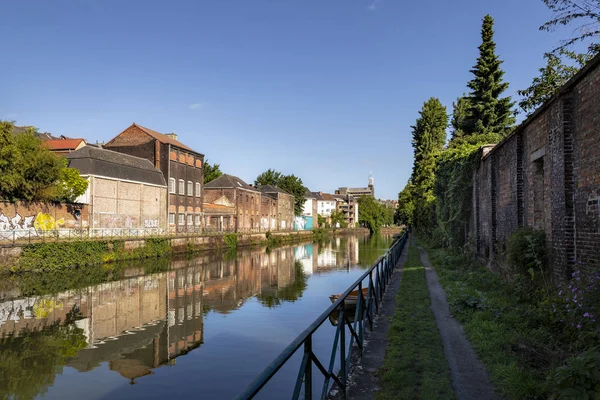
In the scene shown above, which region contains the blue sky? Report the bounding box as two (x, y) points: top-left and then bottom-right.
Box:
(1, 0), (574, 199)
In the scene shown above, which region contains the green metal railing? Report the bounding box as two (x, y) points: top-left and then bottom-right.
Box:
(235, 230), (408, 400)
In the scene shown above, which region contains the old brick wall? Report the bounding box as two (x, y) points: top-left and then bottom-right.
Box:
(90, 177), (167, 230)
(0, 201), (88, 239)
(471, 54), (600, 280)
(572, 67), (600, 273)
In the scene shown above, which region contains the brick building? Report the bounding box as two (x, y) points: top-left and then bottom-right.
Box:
(103, 123), (204, 233)
(260, 193), (278, 231)
(203, 174), (261, 231)
(259, 185), (295, 231)
(66, 146), (167, 232)
(471, 53), (600, 281)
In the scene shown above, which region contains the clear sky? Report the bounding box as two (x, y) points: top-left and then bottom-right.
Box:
(1, 0), (573, 199)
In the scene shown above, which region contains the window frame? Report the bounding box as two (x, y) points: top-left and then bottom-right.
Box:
(177, 213), (184, 225)
(195, 182), (201, 197)
(169, 178), (176, 194)
(168, 213), (175, 225)
(178, 179), (185, 195)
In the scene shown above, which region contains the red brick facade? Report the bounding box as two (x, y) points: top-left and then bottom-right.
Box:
(471, 54), (600, 280)
(104, 124), (204, 233)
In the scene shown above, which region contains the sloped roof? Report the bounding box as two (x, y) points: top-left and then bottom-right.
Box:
(260, 185), (292, 196)
(321, 193), (335, 201)
(130, 123), (196, 152)
(43, 138), (86, 151)
(66, 146), (166, 186)
(312, 192), (324, 201)
(204, 174), (259, 192)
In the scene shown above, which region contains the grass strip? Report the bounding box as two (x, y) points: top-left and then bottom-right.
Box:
(423, 245), (559, 399)
(376, 244), (455, 400)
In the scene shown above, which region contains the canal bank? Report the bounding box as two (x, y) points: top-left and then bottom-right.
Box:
(0, 233), (397, 400)
(0, 227), (396, 273)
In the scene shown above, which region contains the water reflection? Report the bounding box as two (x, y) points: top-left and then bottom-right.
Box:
(0, 234), (388, 399)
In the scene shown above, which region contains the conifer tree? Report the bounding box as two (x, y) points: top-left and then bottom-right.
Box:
(450, 95), (470, 141)
(463, 15), (515, 137)
(410, 97), (448, 232)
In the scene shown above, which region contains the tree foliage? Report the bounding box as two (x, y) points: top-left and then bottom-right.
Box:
(330, 210), (347, 228)
(450, 95), (470, 140)
(395, 181), (415, 226)
(517, 49), (593, 115)
(0, 121), (88, 202)
(203, 159), (223, 184)
(540, 0), (600, 53)
(357, 195), (387, 235)
(409, 98), (448, 233)
(255, 169), (306, 216)
(462, 15), (515, 137)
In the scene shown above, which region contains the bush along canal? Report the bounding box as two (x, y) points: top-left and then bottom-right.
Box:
(0, 233), (397, 400)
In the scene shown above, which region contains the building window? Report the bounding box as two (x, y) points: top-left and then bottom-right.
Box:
(169, 178), (176, 194)
(187, 214), (193, 225)
(178, 179), (185, 195)
(195, 183), (201, 197)
(178, 213), (184, 225)
(187, 181), (193, 196)
(195, 214), (201, 225)
(169, 213), (175, 225)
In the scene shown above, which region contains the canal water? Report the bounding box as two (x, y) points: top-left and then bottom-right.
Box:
(0, 234), (394, 399)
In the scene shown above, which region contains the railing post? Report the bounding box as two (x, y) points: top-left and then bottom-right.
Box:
(305, 336), (312, 400)
(340, 300), (346, 389)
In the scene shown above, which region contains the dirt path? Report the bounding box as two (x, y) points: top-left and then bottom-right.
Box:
(418, 245), (501, 400)
(331, 239), (409, 400)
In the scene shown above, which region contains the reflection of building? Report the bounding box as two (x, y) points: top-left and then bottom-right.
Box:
(0, 242), (315, 387)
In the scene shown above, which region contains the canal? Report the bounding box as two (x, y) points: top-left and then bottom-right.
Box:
(0, 233), (395, 399)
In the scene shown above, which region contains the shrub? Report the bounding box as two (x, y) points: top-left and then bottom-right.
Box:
(507, 227), (547, 283)
(223, 233), (238, 249)
(548, 348), (600, 400)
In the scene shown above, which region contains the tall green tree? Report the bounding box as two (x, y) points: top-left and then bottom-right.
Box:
(540, 0), (600, 53)
(462, 15), (515, 137)
(450, 95), (470, 141)
(255, 169), (306, 216)
(410, 98), (448, 233)
(518, 49), (593, 115)
(0, 121), (88, 202)
(357, 195), (386, 235)
(203, 159), (223, 184)
(395, 181), (415, 226)
(255, 169), (282, 186)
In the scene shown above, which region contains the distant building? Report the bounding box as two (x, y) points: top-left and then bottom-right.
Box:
(333, 194), (359, 227)
(336, 174), (375, 198)
(103, 123), (204, 234)
(66, 146), (167, 232)
(259, 185), (295, 231)
(203, 174), (261, 231)
(297, 189), (318, 230)
(315, 192), (336, 217)
(44, 137), (87, 155)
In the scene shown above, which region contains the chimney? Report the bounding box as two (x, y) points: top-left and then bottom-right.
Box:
(165, 132), (178, 141)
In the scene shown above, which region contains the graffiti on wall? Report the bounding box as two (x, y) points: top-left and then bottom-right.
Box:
(0, 212), (76, 238)
(144, 219), (159, 228)
(294, 216), (313, 231)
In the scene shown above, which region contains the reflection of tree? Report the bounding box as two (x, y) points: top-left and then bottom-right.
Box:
(0, 314), (87, 400)
(358, 234), (394, 267)
(257, 261), (308, 308)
